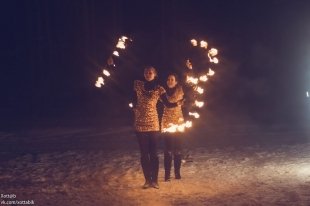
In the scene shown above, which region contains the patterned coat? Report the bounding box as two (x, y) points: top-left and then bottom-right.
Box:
(133, 80), (165, 132)
(161, 85), (184, 131)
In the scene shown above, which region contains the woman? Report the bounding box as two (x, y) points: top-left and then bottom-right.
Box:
(161, 73), (185, 181)
(132, 66), (179, 189)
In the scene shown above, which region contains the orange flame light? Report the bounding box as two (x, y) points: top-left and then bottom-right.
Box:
(163, 121), (193, 133)
(103, 69), (111, 77)
(208, 48), (218, 56)
(186, 76), (199, 85)
(195, 86), (204, 94)
(113, 51), (119, 56)
(207, 68), (215, 76)
(195, 100), (204, 108)
(200, 40), (208, 49)
(191, 39), (198, 46)
(189, 112), (200, 119)
(95, 77), (105, 88)
(199, 75), (208, 82)
(186, 59), (193, 69)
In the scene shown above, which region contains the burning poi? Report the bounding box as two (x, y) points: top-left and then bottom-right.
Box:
(162, 38), (219, 133)
(95, 36), (132, 88)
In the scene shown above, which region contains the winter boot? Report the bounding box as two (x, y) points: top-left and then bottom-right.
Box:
(164, 151), (172, 181)
(150, 155), (159, 188)
(174, 154), (182, 179)
(141, 156), (152, 189)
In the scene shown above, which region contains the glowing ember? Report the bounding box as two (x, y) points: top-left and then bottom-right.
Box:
(103, 69), (111, 77)
(195, 86), (204, 94)
(162, 121), (193, 133)
(189, 112), (200, 119)
(208, 48), (218, 56)
(113, 51), (119, 56)
(186, 59), (193, 69)
(186, 76), (199, 85)
(207, 68), (215, 76)
(199, 75), (208, 82)
(195, 100), (204, 108)
(200, 40), (208, 49)
(95, 77), (105, 88)
(191, 39), (198, 46)
(129, 103), (133, 108)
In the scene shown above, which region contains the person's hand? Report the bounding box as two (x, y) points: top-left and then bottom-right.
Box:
(177, 99), (185, 106)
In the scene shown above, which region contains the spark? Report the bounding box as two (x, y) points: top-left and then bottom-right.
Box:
(200, 40), (208, 49)
(191, 39), (198, 46)
(195, 100), (204, 108)
(211, 57), (219, 64)
(129, 103), (133, 108)
(116, 36), (130, 49)
(103, 69), (111, 77)
(199, 75), (208, 82)
(116, 41), (126, 49)
(189, 112), (200, 119)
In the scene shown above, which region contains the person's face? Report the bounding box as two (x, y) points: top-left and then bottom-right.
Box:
(144, 69), (156, 81)
(167, 75), (177, 88)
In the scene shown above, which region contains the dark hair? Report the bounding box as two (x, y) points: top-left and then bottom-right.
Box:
(167, 72), (179, 83)
(144, 66), (158, 79)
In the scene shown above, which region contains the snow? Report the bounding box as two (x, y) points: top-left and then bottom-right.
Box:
(1, 123), (310, 205)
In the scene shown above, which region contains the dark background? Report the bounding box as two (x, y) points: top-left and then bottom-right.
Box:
(1, 0), (310, 129)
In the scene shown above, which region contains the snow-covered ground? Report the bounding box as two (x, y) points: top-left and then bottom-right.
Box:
(1, 121), (310, 205)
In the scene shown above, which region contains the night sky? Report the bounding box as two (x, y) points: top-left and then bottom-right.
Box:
(2, 0), (310, 128)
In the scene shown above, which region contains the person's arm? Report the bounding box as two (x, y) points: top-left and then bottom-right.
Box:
(131, 91), (138, 108)
(160, 94), (178, 108)
(130, 80), (140, 109)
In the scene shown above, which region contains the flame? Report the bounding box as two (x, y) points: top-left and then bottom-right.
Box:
(116, 41), (126, 49)
(120, 36), (128, 41)
(163, 121), (193, 133)
(207, 51), (219, 64)
(95, 77), (105, 87)
(116, 36), (130, 49)
(200, 40), (208, 49)
(186, 59), (193, 69)
(186, 76), (199, 85)
(129, 103), (133, 108)
(208, 48), (218, 56)
(189, 112), (200, 119)
(199, 75), (208, 82)
(191, 39), (198, 46)
(207, 68), (215, 76)
(113, 51), (119, 56)
(195, 86), (204, 94)
(95, 82), (102, 88)
(103, 69), (111, 77)
(195, 100), (204, 108)
(211, 57), (219, 64)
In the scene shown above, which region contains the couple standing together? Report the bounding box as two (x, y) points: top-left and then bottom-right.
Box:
(132, 66), (185, 189)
